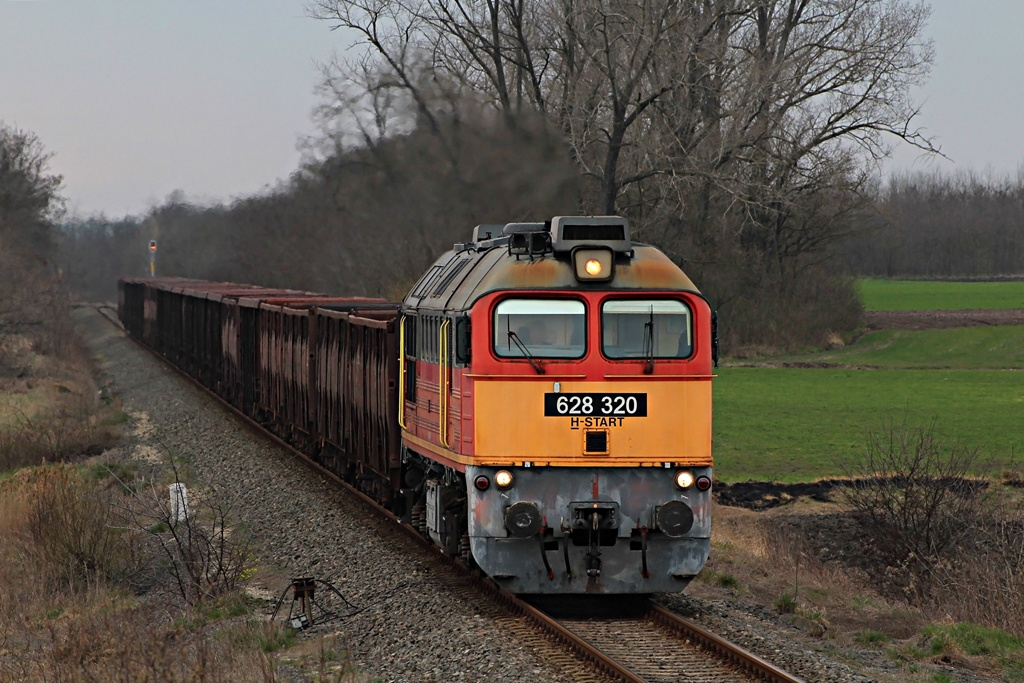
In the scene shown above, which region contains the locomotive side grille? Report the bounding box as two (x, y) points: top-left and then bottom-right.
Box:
(584, 429), (609, 455)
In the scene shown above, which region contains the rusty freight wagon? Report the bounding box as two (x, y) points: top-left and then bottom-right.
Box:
(117, 278), (402, 494)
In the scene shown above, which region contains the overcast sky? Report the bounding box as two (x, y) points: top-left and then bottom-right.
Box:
(1, 0), (1022, 219)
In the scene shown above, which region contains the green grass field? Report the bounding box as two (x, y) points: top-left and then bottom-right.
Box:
(713, 367), (1024, 483)
(772, 326), (1024, 370)
(715, 281), (1024, 482)
(858, 279), (1024, 311)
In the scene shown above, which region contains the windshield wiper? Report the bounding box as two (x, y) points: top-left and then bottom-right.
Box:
(642, 310), (654, 374)
(508, 330), (546, 374)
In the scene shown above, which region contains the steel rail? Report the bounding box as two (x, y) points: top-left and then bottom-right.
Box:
(649, 602), (806, 683)
(99, 303), (802, 683)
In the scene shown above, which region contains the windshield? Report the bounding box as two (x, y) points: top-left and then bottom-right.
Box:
(602, 299), (692, 359)
(493, 299), (586, 359)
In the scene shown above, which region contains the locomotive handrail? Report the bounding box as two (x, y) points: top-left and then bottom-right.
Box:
(602, 374), (717, 379)
(398, 316), (407, 430)
(463, 373), (587, 379)
(439, 318), (452, 448)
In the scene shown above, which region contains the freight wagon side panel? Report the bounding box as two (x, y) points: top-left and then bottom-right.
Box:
(118, 280), (145, 339)
(261, 305), (312, 437)
(314, 308), (400, 482)
(238, 300), (261, 416)
(219, 296), (242, 407)
(256, 305), (280, 424)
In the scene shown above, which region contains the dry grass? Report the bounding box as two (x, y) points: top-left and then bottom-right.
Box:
(0, 588), (279, 681)
(0, 460), (370, 682)
(693, 500), (927, 642)
(927, 486), (1024, 636)
(0, 469), (261, 681)
(0, 307), (369, 682)
(0, 334), (124, 472)
(693, 496), (1024, 681)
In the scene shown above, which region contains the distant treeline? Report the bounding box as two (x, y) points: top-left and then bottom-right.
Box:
(840, 171), (1024, 278)
(62, 160), (1024, 350)
(57, 114), (579, 303)
(57, 110), (865, 356)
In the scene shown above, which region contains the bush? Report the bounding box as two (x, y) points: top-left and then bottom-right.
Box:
(112, 461), (256, 607)
(928, 495), (1024, 636)
(14, 465), (129, 588)
(840, 417), (987, 603)
(774, 592), (798, 614)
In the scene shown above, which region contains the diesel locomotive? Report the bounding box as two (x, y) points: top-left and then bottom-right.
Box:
(118, 215), (716, 594)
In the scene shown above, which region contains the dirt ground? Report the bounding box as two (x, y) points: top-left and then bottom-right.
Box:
(864, 308), (1024, 330)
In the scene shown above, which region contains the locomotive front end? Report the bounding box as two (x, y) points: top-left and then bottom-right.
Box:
(467, 462), (712, 593)
(400, 216), (716, 594)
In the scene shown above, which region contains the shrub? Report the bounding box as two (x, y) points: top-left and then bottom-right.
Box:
(840, 416), (987, 603)
(716, 572), (741, 590)
(929, 496), (1024, 636)
(16, 465), (128, 588)
(775, 592), (798, 614)
(113, 461), (256, 607)
(854, 629), (891, 645)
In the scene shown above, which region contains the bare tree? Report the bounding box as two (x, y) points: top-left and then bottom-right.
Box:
(112, 460), (254, 607)
(0, 124), (67, 363)
(0, 123), (63, 261)
(310, 0), (934, 217)
(840, 416), (987, 603)
(306, 0), (936, 349)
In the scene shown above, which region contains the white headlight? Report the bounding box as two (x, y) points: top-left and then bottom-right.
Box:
(495, 470), (514, 489)
(674, 471), (694, 489)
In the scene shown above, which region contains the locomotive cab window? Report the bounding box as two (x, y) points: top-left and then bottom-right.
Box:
(602, 299), (692, 359)
(493, 299), (585, 359)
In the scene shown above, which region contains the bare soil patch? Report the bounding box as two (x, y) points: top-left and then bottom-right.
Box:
(715, 479), (845, 509)
(865, 308), (1024, 330)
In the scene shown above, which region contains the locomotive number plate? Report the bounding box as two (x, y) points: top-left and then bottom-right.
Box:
(544, 393), (647, 417)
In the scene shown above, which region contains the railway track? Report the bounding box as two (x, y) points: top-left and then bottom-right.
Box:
(536, 600), (805, 683)
(98, 303), (804, 683)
